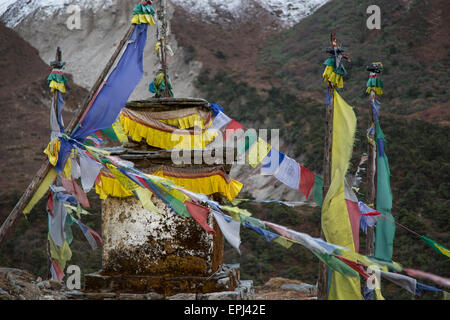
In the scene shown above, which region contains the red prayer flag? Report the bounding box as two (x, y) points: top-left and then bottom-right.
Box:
(346, 199), (361, 253)
(224, 120), (245, 140)
(334, 255), (370, 280)
(299, 165), (315, 198)
(185, 201), (216, 235)
(51, 258), (65, 282)
(88, 228), (103, 245)
(61, 177), (75, 194)
(72, 178), (90, 208)
(47, 192), (54, 217)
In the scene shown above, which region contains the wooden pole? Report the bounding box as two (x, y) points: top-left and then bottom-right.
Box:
(0, 24), (137, 245)
(158, 0), (169, 98)
(317, 84), (333, 300)
(365, 90), (377, 256)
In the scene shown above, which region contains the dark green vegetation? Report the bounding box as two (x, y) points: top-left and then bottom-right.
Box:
(260, 0), (449, 116)
(197, 69), (449, 300)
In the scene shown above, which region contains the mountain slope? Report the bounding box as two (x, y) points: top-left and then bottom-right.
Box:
(0, 21), (86, 199)
(258, 0), (450, 124)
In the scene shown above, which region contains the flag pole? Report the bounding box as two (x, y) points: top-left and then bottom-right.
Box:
(0, 23), (137, 245)
(365, 62), (383, 256)
(317, 81), (333, 300)
(157, 0), (170, 98)
(365, 91), (376, 256)
(317, 30), (350, 300)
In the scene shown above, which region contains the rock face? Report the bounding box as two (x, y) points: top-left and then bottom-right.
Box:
(1, 0), (202, 99)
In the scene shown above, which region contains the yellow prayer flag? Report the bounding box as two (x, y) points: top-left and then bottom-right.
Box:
(322, 91), (362, 300)
(246, 137), (271, 168)
(273, 236), (295, 249)
(112, 121), (129, 143)
(23, 168), (57, 215)
(135, 187), (161, 216)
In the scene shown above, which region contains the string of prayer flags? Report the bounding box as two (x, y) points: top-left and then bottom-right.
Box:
(243, 222), (279, 242)
(246, 137), (271, 168)
(420, 236), (450, 259)
(135, 187), (160, 215)
(79, 150), (103, 192)
(209, 111), (232, 131)
(260, 148), (285, 175)
(77, 219), (101, 250)
(274, 154), (300, 190)
(299, 165), (315, 199)
(380, 270), (417, 295)
(334, 255), (370, 280)
(224, 120), (245, 140)
(236, 130), (258, 155)
(212, 211), (241, 254)
(185, 201), (215, 235)
(415, 282), (443, 296)
(404, 269), (450, 289)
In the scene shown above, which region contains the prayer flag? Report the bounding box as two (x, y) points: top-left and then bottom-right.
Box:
(185, 201), (215, 235)
(321, 90), (362, 300)
(374, 122), (396, 261)
(420, 236), (450, 258)
(274, 155), (300, 190)
(299, 165), (315, 198)
(260, 148), (285, 176)
(212, 211), (241, 254)
(246, 137), (271, 168)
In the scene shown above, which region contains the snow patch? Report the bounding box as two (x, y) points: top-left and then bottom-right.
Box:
(170, 0), (331, 27)
(1, 0), (330, 28)
(0, 0), (114, 27)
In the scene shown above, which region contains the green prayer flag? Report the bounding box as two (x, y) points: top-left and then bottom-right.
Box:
(312, 175), (323, 206)
(312, 251), (359, 278)
(374, 122), (396, 261)
(420, 236), (450, 258)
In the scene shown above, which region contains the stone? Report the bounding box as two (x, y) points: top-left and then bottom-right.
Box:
(197, 291), (240, 300)
(37, 280), (51, 289)
(166, 293), (197, 300)
(119, 293), (148, 300)
(145, 292), (164, 300)
(48, 279), (63, 290)
(65, 290), (87, 299)
(280, 283), (317, 294)
(239, 280), (255, 300)
(216, 277), (230, 289)
(0, 288), (11, 300)
(85, 292), (117, 300)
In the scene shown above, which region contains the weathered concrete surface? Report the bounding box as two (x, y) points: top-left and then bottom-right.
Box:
(101, 196), (223, 277)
